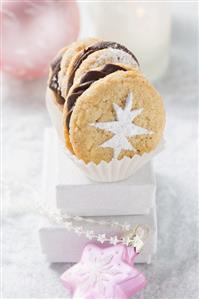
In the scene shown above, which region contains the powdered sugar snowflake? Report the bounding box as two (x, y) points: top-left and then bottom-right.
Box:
(91, 93), (153, 158)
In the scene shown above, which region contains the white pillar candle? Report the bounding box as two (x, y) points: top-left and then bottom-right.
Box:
(79, 2), (171, 81)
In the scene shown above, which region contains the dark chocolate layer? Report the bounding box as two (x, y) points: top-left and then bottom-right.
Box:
(49, 55), (65, 105)
(67, 41), (139, 92)
(66, 63), (126, 129)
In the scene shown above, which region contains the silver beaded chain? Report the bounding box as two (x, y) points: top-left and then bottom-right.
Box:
(2, 179), (149, 252)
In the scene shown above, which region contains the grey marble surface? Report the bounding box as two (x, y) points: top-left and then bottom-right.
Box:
(2, 3), (198, 299)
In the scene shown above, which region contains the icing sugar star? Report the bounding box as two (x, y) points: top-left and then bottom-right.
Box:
(91, 93), (153, 158)
(61, 243), (147, 299)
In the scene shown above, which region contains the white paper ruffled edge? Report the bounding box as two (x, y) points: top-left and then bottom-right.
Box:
(45, 88), (65, 143)
(62, 139), (165, 182)
(46, 88), (165, 182)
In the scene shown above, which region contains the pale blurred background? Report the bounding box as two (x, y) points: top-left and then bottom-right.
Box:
(1, 1), (198, 299)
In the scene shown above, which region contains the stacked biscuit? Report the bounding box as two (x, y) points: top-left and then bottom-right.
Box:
(47, 38), (165, 165)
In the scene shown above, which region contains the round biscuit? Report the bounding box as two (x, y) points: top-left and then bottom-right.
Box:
(69, 70), (165, 164)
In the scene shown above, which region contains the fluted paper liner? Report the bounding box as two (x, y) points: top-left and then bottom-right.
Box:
(46, 88), (164, 182)
(62, 140), (164, 182)
(46, 88), (65, 143)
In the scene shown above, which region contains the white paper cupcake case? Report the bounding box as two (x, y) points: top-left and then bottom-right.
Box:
(46, 88), (165, 182)
(46, 88), (65, 143)
(63, 140), (165, 182)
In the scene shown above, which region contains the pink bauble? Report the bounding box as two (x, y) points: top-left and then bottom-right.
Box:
(61, 243), (147, 299)
(1, 0), (80, 79)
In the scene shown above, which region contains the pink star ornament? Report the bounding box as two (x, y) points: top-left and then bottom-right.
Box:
(61, 243), (147, 299)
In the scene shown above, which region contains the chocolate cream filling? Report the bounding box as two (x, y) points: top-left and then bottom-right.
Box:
(49, 55), (65, 105)
(66, 63), (127, 130)
(67, 41), (139, 92)
(49, 41), (138, 106)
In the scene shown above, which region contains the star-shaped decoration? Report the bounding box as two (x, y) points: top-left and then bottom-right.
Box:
(91, 93), (153, 159)
(61, 243), (147, 299)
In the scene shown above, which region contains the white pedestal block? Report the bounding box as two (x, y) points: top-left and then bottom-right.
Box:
(39, 207), (157, 264)
(42, 128), (156, 216)
(40, 128), (158, 264)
